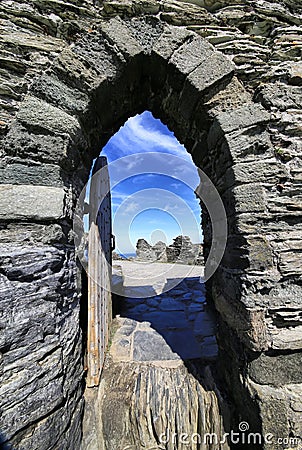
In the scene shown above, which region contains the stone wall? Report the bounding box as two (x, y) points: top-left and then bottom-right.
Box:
(0, 0), (301, 448)
(136, 235), (204, 264)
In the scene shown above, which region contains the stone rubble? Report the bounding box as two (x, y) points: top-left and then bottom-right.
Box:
(136, 235), (204, 265)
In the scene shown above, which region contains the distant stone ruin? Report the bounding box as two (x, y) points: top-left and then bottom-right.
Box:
(136, 236), (204, 265)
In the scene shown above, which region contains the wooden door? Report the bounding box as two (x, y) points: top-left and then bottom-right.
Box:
(87, 156), (112, 387)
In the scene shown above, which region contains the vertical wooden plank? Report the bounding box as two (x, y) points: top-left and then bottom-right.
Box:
(87, 156), (112, 387)
(87, 223), (99, 386)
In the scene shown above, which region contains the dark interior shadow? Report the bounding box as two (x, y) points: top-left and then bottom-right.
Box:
(118, 276), (218, 362)
(0, 433), (14, 449)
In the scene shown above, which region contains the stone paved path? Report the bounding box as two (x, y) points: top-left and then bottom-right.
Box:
(114, 261), (218, 360)
(99, 316), (228, 450)
(114, 260), (204, 297)
(82, 264), (224, 450)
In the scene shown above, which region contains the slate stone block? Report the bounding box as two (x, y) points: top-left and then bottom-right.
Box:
(133, 330), (180, 361)
(0, 184), (66, 221)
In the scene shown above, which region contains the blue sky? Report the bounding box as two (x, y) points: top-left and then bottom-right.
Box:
(99, 111), (203, 254)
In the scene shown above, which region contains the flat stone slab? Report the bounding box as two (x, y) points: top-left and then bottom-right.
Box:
(139, 310), (188, 329)
(0, 184), (66, 221)
(158, 297), (185, 311)
(127, 303), (150, 314)
(117, 264), (218, 361)
(194, 311), (217, 336)
(146, 298), (160, 307)
(162, 328), (210, 360)
(110, 317), (182, 368)
(133, 330), (180, 362)
(188, 303), (204, 313)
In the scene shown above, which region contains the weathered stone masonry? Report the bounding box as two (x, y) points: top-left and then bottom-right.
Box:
(0, 0), (301, 448)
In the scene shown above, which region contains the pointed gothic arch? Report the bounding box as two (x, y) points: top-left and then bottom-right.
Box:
(1, 15), (293, 448)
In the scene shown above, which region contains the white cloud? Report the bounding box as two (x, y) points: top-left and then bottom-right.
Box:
(120, 201), (140, 215)
(109, 113), (192, 161)
(112, 192), (129, 201)
(170, 182), (182, 190)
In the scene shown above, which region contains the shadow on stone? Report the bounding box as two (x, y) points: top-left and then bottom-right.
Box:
(119, 276), (218, 361)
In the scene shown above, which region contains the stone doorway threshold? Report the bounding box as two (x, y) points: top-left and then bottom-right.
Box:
(82, 315), (230, 450)
(116, 261), (218, 361)
(82, 262), (229, 450)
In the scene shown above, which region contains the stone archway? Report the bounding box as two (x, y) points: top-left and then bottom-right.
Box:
(0, 15), (300, 450)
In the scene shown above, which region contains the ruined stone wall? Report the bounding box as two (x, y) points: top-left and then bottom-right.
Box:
(135, 236), (204, 264)
(0, 1), (301, 449)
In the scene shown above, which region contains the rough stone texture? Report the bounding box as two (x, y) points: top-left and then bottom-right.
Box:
(248, 352), (302, 386)
(0, 184), (66, 221)
(0, 244), (83, 449)
(152, 239), (168, 262)
(135, 237), (156, 261)
(89, 317), (230, 450)
(0, 1), (301, 448)
(247, 378), (302, 450)
(118, 263), (217, 360)
(167, 235), (204, 265)
(136, 235), (204, 264)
